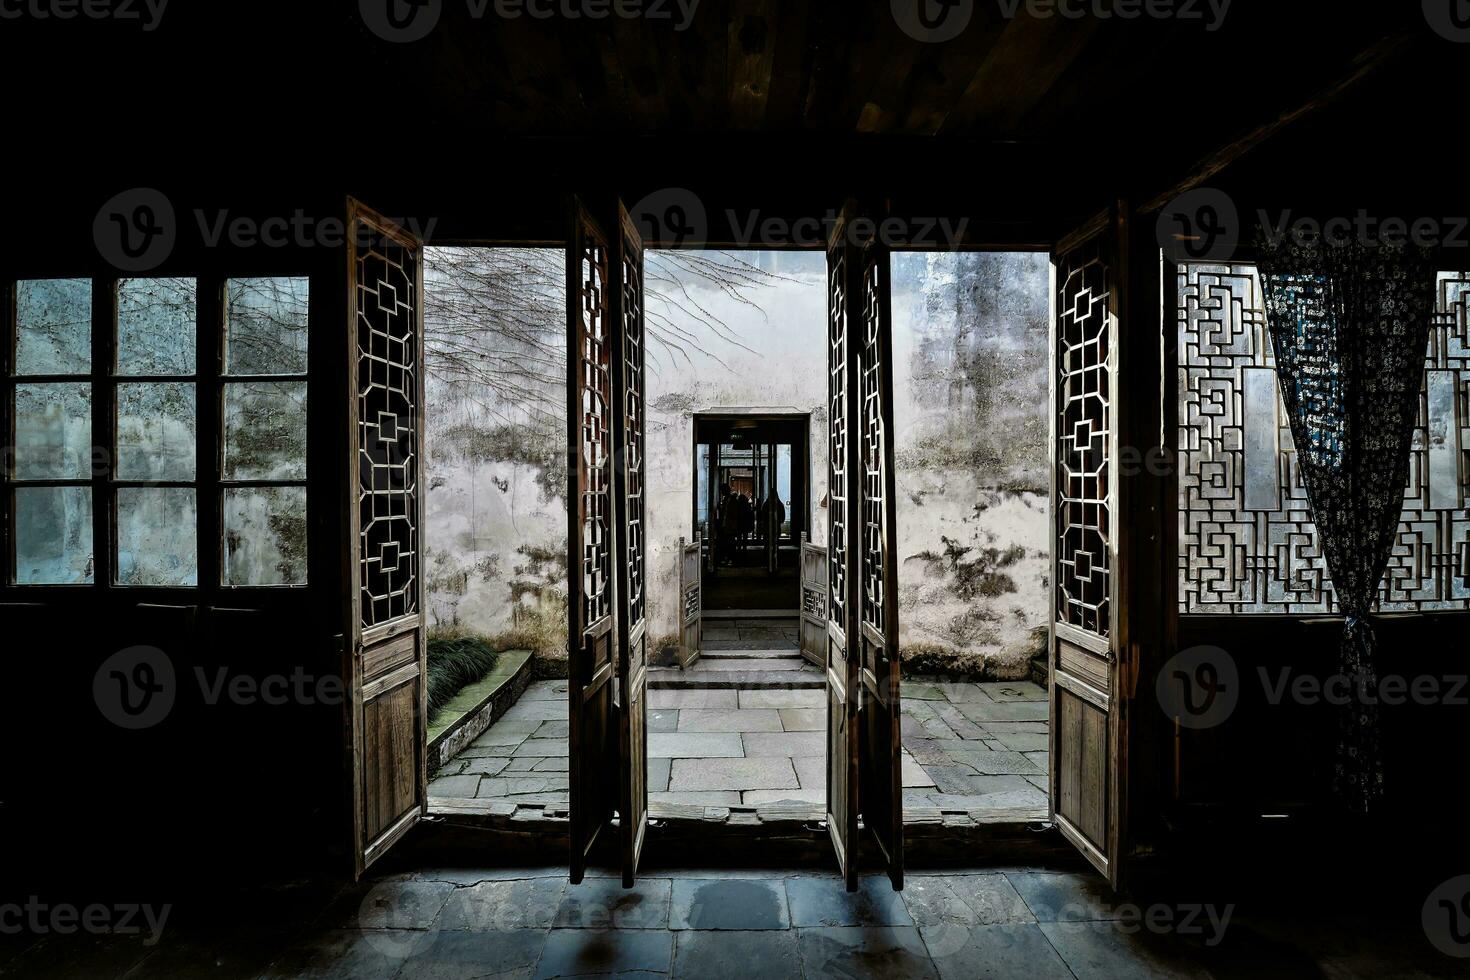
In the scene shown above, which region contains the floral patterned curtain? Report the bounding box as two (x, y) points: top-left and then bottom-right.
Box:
(1256, 237), (1434, 813)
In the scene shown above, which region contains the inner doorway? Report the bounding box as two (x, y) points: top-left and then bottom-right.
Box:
(694, 413), (808, 616)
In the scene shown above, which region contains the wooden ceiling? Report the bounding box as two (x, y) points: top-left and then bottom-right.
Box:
(6, 1), (1460, 247)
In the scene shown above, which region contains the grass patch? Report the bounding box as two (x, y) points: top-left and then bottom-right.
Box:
(427, 636), (500, 716)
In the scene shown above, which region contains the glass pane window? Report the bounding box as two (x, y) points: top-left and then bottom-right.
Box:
(16, 278), (91, 375)
(13, 382), (92, 480)
(116, 488), (198, 586)
(117, 382), (197, 481)
(223, 381), (307, 480)
(224, 487), (307, 585)
(15, 486), (94, 584)
(226, 277), (309, 375)
(117, 277), (196, 376)
(221, 277), (309, 586)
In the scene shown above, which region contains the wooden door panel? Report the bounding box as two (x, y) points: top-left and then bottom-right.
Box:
(824, 209), (862, 891)
(611, 201), (649, 885)
(678, 536), (702, 668)
(345, 200), (427, 879)
(1049, 216), (1123, 886)
(856, 238), (902, 890)
(567, 199), (619, 884)
(799, 537), (825, 668)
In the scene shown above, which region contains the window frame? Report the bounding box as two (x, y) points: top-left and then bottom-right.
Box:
(2, 274), (310, 592)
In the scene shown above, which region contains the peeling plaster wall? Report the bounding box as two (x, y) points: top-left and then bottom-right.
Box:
(422, 248), (1050, 678)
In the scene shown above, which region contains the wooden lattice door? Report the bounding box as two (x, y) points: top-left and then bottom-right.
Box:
(1049, 210), (1128, 887)
(609, 201), (649, 885)
(855, 231), (902, 890)
(566, 200), (619, 884)
(343, 200), (428, 878)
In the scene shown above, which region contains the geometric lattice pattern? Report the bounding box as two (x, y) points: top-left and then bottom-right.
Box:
(1055, 243), (1113, 637)
(859, 248), (888, 640)
(619, 235), (645, 631)
(1178, 263), (1470, 613)
(827, 239), (850, 630)
(356, 241), (419, 628)
(577, 235), (612, 632)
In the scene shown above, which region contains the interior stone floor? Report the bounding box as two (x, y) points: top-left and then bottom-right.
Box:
(429, 678), (1050, 813)
(6, 865), (1461, 978)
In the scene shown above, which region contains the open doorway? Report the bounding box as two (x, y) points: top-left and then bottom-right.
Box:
(419, 244), (1053, 823)
(695, 412), (808, 614)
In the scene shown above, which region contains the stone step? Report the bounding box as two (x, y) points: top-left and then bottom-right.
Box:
(697, 648), (805, 660)
(692, 657), (807, 672)
(648, 667), (825, 690)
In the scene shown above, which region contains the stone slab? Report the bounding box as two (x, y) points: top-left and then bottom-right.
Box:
(741, 731), (826, 757)
(668, 758), (798, 791)
(676, 709), (783, 732)
(648, 732), (745, 759)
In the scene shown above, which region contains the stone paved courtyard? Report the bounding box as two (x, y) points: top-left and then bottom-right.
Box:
(429, 678), (1050, 813)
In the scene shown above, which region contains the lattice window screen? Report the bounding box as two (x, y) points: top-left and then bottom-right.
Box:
(1178, 263), (1470, 614)
(1055, 245), (1113, 637)
(577, 237), (612, 631)
(828, 243), (850, 628)
(357, 242), (419, 628)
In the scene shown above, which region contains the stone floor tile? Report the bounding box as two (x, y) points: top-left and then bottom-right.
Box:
(532, 757), (570, 772)
(935, 683), (994, 704)
(786, 875), (913, 927)
(927, 788), (1047, 810)
(902, 755), (936, 788)
(1005, 872), (1124, 922)
(521, 680), (570, 701)
(504, 757), (537, 772)
(675, 708), (782, 732)
(925, 922), (1074, 980)
(437, 876), (567, 931)
(428, 774), (480, 797)
(953, 700), (1048, 723)
(742, 788), (824, 805)
(778, 707), (824, 731)
(741, 731), (825, 757)
(793, 755), (826, 790)
(901, 874), (1034, 929)
(668, 758), (798, 791)
(500, 700), (568, 721)
(462, 757), (510, 776)
(472, 727), (533, 749)
(694, 658), (807, 671)
(511, 738), (570, 757)
(901, 698), (941, 722)
(988, 730), (1049, 752)
(796, 926), (937, 979)
(650, 689), (738, 709)
(650, 791), (743, 806)
(902, 682), (949, 700)
(671, 929), (801, 980)
(648, 757), (671, 792)
(554, 877), (672, 930)
(944, 749), (1044, 776)
(476, 776), (570, 798)
(534, 928), (672, 978)
(535, 719), (570, 738)
(1039, 920), (1212, 979)
(977, 681), (1048, 702)
(738, 689), (824, 709)
(259, 929), (415, 979)
(670, 878), (790, 930)
(648, 708), (680, 732)
(397, 928), (546, 979)
(931, 702), (988, 740)
(648, 732), (744, 759)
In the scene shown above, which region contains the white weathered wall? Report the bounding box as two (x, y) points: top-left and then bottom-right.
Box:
(423, 248), (1050, 677)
